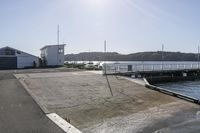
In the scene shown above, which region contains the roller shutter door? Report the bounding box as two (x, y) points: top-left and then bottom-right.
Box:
(0, 57), (17, 69)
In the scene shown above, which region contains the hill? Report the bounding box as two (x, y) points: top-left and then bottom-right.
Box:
(65, 51), (199, 61)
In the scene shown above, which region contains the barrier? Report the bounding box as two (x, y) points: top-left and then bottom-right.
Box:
(103, 63), (200, 74)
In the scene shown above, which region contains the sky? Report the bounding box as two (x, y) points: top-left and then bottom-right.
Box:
(1, 0), (200, 56)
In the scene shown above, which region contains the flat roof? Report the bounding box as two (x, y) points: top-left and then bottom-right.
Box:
(40, 44), (66, 50)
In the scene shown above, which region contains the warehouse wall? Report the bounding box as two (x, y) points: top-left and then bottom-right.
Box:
(16, 52), (39, 68)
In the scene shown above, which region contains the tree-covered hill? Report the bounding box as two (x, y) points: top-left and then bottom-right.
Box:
(65, 51), (199, 61)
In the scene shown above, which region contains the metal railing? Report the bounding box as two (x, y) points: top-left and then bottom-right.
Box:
(103, 63), (200, 74)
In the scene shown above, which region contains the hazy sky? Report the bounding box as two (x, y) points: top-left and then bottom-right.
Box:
(1, 0), (200, 56)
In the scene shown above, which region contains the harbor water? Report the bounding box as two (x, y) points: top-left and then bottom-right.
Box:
(155, 80), (200, 100)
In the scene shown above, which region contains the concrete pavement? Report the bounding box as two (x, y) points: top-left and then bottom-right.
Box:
(15, 71), (200, 133)
(0, 72), (65, 133)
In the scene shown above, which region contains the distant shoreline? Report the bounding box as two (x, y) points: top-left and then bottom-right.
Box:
(65, 51), (200, 62)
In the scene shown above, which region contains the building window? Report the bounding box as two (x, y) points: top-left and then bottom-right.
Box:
(16, 51), (21, 54)
(58, 48), (63, 53)
(4, 48), (15, 55)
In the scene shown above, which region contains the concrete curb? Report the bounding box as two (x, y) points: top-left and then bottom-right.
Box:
(47, 113), (82, 133)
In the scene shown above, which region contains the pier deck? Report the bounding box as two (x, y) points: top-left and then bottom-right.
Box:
(15, 71), (200, 133)
(104, 63), (200, 76)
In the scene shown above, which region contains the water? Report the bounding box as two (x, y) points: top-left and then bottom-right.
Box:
(156, 80), (200, 99)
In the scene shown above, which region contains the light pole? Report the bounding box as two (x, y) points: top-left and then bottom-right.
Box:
(104, 40), (113, 97)
(162, 44), (164, 71)
(57, 25), (60, 66)
(198, 45), (200, 69)
(104, 40), (107, 53)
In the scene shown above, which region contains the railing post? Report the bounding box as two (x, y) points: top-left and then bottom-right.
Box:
(114, 65), (116, 74)
(117, 64), (119, 72)
(152, 65), (154, 71)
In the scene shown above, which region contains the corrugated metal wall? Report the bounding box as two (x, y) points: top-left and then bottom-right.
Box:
(0, 57), (17, 69)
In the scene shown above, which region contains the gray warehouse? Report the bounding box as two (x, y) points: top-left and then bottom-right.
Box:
(0, 46), (39, 69)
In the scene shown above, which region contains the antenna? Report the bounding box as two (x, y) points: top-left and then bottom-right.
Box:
(57, 25), (60, 45)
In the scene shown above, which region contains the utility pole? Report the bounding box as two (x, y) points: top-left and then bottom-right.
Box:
(162, 44), (164, 70)
(57, 25), (60, 66)
(57, 25), (60, 46)
(104, 40), (113, 96)
(198, 45), (200, 69)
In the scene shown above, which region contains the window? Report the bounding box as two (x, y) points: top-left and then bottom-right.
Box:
(58, 48), (63, 53)
(16, 51), (21, 54)
(4, 48), (15, 55)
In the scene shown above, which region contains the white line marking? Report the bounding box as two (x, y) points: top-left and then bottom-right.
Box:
(47, 113), (82, 133)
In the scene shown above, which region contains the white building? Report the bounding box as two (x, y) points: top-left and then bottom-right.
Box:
(40, 44), (65, 66)
(0, 46), (39, 69)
